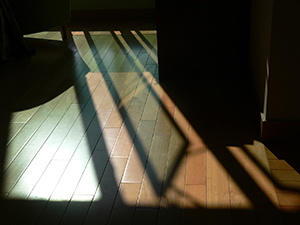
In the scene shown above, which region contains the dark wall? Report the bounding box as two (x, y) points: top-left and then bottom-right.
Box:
(9, 0), (70, 35)
(267, 1), (300, 120)
(249, 0), (300, 121)
(249, 0), (273, 112)
(70, 0), (155, 10)
(156, 1), (252, 80)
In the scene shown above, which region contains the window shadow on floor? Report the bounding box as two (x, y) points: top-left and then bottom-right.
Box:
(0, 19), (299, 224)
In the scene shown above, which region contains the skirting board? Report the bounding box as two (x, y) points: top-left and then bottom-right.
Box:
(71, 9), (156, 20)
(261, 113), (300, 141)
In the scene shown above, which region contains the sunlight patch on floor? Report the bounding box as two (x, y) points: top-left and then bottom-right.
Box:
(24, 31), (63, 41)
(4, 29), (206, 208)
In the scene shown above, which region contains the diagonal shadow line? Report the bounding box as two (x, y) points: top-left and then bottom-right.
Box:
(156, 68), (292, 211)
(84, 29), (188, 196)
(11, 33), (124, 224)
(0, 33), (124, 224)
(83, 30), (160, 192)
(210, 146), (279, 210)
(135, 30), (158, 57)
(0, 24), (298, 225)
(240, 144), (300, 194)
(2, 28), (286, 223)
(65, 31), (121, 200)
(111, 29), (189, 195)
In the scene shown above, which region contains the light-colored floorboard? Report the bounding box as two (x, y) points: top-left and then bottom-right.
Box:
(1, 20), (299, 225)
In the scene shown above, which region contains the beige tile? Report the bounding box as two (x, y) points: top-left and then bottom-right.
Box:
(206, 149), (232, 224)
(277, 191), (300, 207)
(271, 170), (300, 182)
(138, 174), (161, 208)
(161, 160), (186, 208)
(141, 94), (160, 121)
(184, 184), (206, 208)
(94, 127), (120, 155)
(105, 106), (125, 128)
(112, 125), (134, 157)
(154, 105), (174, 136)
(147, 135), (170, 184)
(269, 160), (294, 170)
(122, 146), (146, 183)
(90, 79), (112, 108)
(185, 148), (207, 185)
(126, 104), (144, 130)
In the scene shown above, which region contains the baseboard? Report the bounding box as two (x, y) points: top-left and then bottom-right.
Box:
(71, 9), (156, 20)
(260, 113), (300, 141)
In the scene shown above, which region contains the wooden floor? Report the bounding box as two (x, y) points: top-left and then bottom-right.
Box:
(0, 20), (299, 225)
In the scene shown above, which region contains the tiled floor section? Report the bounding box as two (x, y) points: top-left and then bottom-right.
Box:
(0, 20), (299, 224)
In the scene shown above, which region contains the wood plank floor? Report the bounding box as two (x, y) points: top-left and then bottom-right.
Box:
(0, 19), (299, 225)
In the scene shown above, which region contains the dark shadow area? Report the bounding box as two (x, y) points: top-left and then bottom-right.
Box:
(0, 37), (80, 222)
(159, 76), (295, 223)
(156, 0), (300, 223)
(0, 38), (75, 111)
(0, 32), (123, 224)
(156, 1), (251, 80)
(0, 20), (188, 224)
(107, 29), (188, 195)
(1, 14), (300, 225)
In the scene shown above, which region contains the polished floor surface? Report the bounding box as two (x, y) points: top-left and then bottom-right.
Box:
(0, 20), (299, 224)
